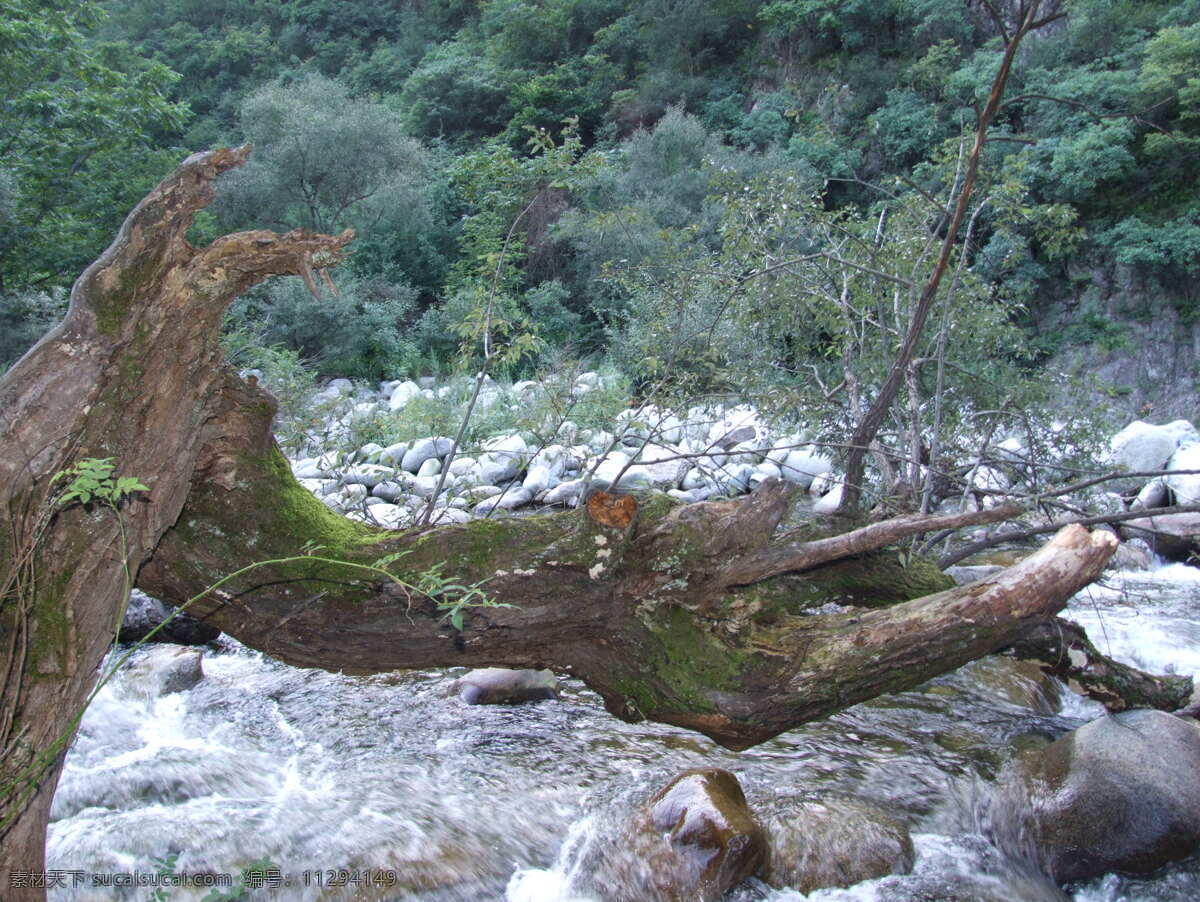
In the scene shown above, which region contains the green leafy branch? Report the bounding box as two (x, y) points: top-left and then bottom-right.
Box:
(51, 456), (149, 507)
(355, 546), (514, 631)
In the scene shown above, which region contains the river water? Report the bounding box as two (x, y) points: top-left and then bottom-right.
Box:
(46, 563), (1200, 901)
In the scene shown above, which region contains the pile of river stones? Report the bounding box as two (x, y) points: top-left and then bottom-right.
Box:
(288, 376), (1200, 564)
(287, 373), (843, 529)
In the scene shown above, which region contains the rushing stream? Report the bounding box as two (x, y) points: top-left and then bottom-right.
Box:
(46, 562), (1200, 901)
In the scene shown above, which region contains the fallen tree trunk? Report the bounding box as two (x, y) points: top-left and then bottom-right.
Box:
(1009, 617), (1194, 713)
(0, 147), (1123, 893)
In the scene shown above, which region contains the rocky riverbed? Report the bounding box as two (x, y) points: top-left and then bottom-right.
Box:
(47, 563), (1200, 901)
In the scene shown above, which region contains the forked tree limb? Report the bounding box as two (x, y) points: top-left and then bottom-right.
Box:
(0, 143), (1138, 895)
(0, 147), (353, 891)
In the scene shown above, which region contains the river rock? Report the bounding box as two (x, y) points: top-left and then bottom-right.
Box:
(812, 483), (844, 513)
(1165, 441), (1200, 504)
(372, 480), (406, 502)
(426, 507), (471, 525)
(542, 479), (585, 506)
(291, 458), (326, 480)
(717, 462), (755, 495)
(1106, 538), (1154, 571)
(989, 709), (1200, 883)
(778, 448), (833, 489)
(364, 503), (410, 529)
(964, 656), (1062, 714)
(387, 380), (422, 410)
(452, 668), (559, 704)
(377, 441), (409, 466)
(127, 645), (205, 696)
(764, 796), (914, 893)
(355, 442), (385, 462)
(120, 590), (221, 646)
(522, 463), (554, 495)
(447, 455), (476, 477)
(1120, 511), (1200, 559)
(971, 465), (1010, 507)
(338, 464), (393, 488)
(417, 457), (441, 477)
(1133, 476), (1169, 510)
(474, 487), (534, 513)
(1110, 420), (1181, 474)
(402, 436), (454, 473)
(476, 434), (528, 484)
(594, 768), (767, 902)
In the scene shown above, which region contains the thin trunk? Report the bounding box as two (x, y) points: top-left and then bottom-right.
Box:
(840, 1), (1044, 510)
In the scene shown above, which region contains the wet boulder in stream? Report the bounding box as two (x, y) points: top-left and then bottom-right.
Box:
(120, 589), (220, 646)
(989, 709), (1200, 883)
(451, 668), (560, 705)
(126, 646), (205, 696)
(764, 795), (915, 893)
(593, 767), (768, 902)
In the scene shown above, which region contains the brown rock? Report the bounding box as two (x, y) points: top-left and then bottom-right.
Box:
(1120, 511), (1200, 560)
(765, 796), (914, 893)
(594, 767), (768, 902)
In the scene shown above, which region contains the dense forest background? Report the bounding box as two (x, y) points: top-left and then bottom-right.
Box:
(4, 0), (1199, 422)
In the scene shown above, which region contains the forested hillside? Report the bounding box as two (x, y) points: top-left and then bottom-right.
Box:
(4, 0), (1199, 415)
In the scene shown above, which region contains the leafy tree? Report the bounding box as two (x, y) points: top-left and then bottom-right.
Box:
(213, 73), (429, 235)
(400, 40), (513, 141)
(0, 0), (185, 292)
(230, 273), (421, 379)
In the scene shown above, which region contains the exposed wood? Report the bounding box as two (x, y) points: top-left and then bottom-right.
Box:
(938, 504), (1200, 568)
(719, 503), (1021, 587)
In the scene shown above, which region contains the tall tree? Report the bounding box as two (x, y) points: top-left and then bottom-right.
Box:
(839, 0), (1066, 510)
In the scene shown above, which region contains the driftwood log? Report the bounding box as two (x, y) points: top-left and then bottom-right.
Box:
(0, 147), (1148, 894)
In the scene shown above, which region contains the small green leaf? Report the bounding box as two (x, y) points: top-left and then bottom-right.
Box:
(115, 476), (149, 494)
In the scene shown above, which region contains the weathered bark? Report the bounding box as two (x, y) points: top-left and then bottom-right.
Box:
(0, 146), (1121, 893)
(0, 146), (351, 893)
(1008, 617), (1194, 712)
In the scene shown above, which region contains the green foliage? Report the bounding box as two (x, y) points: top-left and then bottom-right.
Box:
(0, 0), (185, 292)
(19, 0), (1200, 389)
(51, 458), (148, 508)
(869, 89), (949, 168)
(214, 73), (429, 235)
(0, 288), (69, 371)
(400, 39), (513, 141)
(227, 273), (421, 379)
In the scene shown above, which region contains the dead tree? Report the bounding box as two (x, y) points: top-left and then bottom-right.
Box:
(0, 147), (1146, 894)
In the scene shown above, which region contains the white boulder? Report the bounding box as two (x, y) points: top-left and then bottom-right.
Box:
(387, 380), (422, 411)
